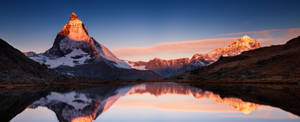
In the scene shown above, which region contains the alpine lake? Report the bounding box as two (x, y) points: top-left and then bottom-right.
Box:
(2, 81), (299, 122)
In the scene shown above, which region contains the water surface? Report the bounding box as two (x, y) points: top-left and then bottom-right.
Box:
(6, 82), (300, 122)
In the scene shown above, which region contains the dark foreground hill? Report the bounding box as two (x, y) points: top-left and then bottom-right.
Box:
(0, 39), (58, 84)
(172, 36), (300, 83)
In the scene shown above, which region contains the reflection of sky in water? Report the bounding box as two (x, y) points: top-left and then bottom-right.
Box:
(12, 107), (58, 122)
(12, 93), (299, 122)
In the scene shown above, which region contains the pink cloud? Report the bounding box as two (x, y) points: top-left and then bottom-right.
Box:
(113, 28), (300, 61)
(218, 28), (300, 46)
(282, 28), (300, 41)
(112, 38), (238, 61)
(259, 28), (300, 46)
(218, 29), (282, 37)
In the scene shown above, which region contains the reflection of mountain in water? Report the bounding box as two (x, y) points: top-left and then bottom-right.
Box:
(128, 82), (258, 114)
(29, 85), (131, 122)
(29, 83), (260, 122)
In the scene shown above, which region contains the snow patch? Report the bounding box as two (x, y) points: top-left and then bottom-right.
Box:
(113, 60), (131, 69)
(126, 61), (147, 70)
(93, 41), (131, 69)
(129, 64), (147, 70)
(29, 49), (90, 68)
(31, 91), (92, 110)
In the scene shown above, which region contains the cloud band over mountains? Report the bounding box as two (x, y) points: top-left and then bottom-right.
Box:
(112, 28), (300, 61)
(113, 38), (237, 61)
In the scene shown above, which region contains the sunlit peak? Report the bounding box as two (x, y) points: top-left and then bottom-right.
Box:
(70, 12), (79, 20)
(241, 35), (252, 40)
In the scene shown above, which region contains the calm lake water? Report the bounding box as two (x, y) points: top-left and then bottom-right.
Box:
(6, 82), (300, 122)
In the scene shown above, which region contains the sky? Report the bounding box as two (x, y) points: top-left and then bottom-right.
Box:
(1, 0), (300, 61)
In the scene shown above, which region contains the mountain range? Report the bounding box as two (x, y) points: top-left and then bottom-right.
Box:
(1, 12), (299, 84)
(172, 36), (300, 83)
(25, 13), (160, 80)
(23, 12), (263, 79)
(128, 35), (261, 77)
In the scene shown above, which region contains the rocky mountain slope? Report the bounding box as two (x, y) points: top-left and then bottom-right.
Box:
(128, 57), (193, 77)
(129, 35), (261, 77)
(26, 13), (161, 80)
(173, 36), (300, 83)
(0, 39), (58, 84)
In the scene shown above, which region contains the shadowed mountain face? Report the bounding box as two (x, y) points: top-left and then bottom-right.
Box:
(25, 13), (161, 80)
(0, 39), (58, 84)
(128, 35), (261, 77)
(174, 36), (300, 83)
(4, 82), (296, 122)
(55, 61), (161, 80)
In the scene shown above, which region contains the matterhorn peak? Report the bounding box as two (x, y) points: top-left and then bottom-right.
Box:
(58, 12), (90, 42)
(69, 12), (79, 20)
(40, 12), (131, 69)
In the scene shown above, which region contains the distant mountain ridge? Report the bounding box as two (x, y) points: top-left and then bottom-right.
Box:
(26, 13), (161, 80)
(129, 35), (261, 77)
(173, 36), (300, 83)
(191, 35), (260, 62)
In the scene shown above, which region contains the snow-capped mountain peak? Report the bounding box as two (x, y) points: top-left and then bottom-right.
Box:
(59, 12), (90, 42)
(193, 35), (261, 61)
(129, 35), (261, 77)
(70, 12), (79, 20)
(234, 35), (260, 48)
(221, 35), (260, 56)
(27, 12), (131, 69)
(241, 35), (251, 41)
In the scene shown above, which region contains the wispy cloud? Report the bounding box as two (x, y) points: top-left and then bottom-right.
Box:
(217, 29), (282, 37)
(113, 28), (300, 61)
(113, 38), (238, 61)
(218, 28), (300, 45)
